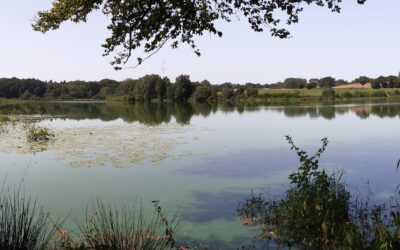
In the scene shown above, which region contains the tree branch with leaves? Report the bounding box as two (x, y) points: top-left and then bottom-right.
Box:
(33, 0), (367, 69)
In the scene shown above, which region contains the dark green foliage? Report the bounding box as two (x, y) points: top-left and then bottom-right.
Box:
(371, 81), (381, 89)
(135, 75), (166, 102)
(33, 0), (366, 69)
(306, 82), (317, 89)
(245, 87), (259, 98)
(0, 78), (46, 99)
(275, 137), (351, 248)
(238, 137), (352, 248)
(221, 87), (235, 101)
(235, 86), (245, 97)
(193, 85), (212, 102)
(353, 76), (370, 85)
(322, 88), (336, 98)
(173, 75), (194, 102)
(343, 91), (354, 98)
(283, 78), (307, 89)
(372, 76), (400, 89)
(2, 74), (400, 103)
(238, 137), (400, 249)
(318, 77), (336, 88)
(335, 79), (349, 86)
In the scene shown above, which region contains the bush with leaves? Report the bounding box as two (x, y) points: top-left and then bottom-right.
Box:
(267, 137), (352, 248)
(238, 137), (400, 249)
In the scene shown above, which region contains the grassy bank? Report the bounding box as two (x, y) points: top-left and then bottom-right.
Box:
(258, 87), (400, 98)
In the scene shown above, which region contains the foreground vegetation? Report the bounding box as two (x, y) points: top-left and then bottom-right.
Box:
(3, 134), (400, 249)
(0, 188), (177, 250)
(238, 137), (400, 249)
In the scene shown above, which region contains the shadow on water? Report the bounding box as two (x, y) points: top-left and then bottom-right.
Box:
(178, 148), (299, 178)
(1, 101), (400, 125)
(178, 137), (400, 202)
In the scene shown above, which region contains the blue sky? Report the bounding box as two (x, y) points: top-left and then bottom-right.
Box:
(0, 1), (399, 84)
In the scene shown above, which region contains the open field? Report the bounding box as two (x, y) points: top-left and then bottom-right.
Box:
(333, 83), (371, 89)
(258, 87), (400, 98)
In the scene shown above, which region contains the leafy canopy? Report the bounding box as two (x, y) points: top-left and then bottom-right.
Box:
(33, 0), (366, 69)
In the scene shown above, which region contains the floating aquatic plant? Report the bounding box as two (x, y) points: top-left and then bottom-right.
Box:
(24, 124), (55, 142)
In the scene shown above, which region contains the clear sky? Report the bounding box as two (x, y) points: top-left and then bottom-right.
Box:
(0, 1), (399, 84)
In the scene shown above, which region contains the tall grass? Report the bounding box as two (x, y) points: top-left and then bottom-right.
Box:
(0, 188), (53, 250)
(78, 199), (177, 250)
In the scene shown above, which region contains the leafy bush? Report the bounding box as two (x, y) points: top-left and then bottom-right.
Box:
(238, 137), (400, 249)
(343, 91), (354, 98)
(371, 90), (387, 98)
(322, 88), (336, 98)
(270, 137), (351, 247)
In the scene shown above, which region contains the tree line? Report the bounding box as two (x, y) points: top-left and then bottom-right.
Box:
(267, 75), (400, 89)
(0, 75), (261, 102)
(1, 73), (400, 103)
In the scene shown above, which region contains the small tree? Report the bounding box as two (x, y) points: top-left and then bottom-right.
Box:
(306, 82), (317, 89)
(173, 75), (194, 102)
(193, 85), (212, 102)
(353, 76), (370, 85)
(318, 77), (336, 88)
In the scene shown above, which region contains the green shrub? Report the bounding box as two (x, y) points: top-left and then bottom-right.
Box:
(322, 88), (336, 98)
(371, 90), (387, 98)
(343, 91), (354, 98)
(271, 137), (350, 247)
(238, 137), (400, 249)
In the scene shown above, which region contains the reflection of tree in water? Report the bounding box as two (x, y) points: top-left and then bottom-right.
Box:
(1, 102), (400, 123)
(371, 105), (400, 118)
(277, 104), (400, 119)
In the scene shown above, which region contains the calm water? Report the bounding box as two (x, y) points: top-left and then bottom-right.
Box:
(1, 101), (400, 248)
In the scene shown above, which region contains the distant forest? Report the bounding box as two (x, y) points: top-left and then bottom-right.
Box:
(0, 74), (399, 102)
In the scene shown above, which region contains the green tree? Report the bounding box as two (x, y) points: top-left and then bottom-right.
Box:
(335, 79), (348, 86)
(318, 76), (336, 88)
(193, 85), (212, 102)
(173, 75), (193, 102)
(306, 82), (317, 89)
(221, 87), (235, 101)
(245, 87), (259, 97)
(373, 76), (387, 89)
(283, 78), (307, 89)
(353, 76), (370, 85)
(33, 0), (366, 69)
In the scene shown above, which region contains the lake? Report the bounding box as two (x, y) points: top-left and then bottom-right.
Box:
(0, 101), (400, 248)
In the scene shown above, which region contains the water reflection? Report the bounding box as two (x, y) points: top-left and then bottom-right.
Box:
(1, 101), (400, 125)
(180, 191), (244, 223)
